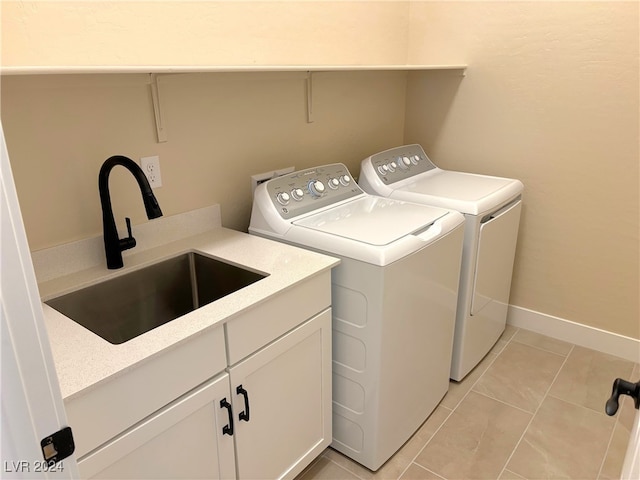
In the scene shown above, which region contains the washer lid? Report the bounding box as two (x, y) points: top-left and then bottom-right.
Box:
(406, 170), (513, 200)
(293, 196), (447, 246)
(397, 170), (523, 215)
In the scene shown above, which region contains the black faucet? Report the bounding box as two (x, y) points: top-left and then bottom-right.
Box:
(99, 155), (163, 269)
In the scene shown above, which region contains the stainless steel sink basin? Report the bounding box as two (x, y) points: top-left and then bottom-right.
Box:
(45, 252), (268, 344)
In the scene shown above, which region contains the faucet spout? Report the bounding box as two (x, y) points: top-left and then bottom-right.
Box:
(99, 155), (163, 269)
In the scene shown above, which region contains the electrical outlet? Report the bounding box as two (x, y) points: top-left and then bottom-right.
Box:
(251, 166), (294, 194)
(141, 156), (162, 188)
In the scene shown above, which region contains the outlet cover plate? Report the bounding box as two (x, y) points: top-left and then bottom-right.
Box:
(141, 156), (162, 188)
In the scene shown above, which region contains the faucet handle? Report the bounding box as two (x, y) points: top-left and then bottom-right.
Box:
(119, 217), (137, 252)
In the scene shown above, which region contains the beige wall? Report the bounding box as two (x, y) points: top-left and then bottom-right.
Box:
(1, 1), (409, 68)
(1, 1), (638, 341)
(404, 2), (639, 339)
(1, 71), (407, 246)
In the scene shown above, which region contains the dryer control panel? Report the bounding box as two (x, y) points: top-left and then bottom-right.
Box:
(367, 144), (437, 185)
(265, 163), (364, 219)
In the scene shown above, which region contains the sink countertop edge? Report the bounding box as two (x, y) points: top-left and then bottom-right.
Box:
(40, 227), (340, 401)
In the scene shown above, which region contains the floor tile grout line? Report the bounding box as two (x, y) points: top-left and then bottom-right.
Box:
(409, 462), (447, 480)
(400, 328), (520, 479)
(303, 455), (323, 477)
(503, 468), (526, 479)
(446, 333), (515, 411)
(596, 417), (618, 480)
(321, 453), (368, 480)
(471, 389), (539, 416)
(510, 337), (573, 359)
(397, 405), (457, 480)
(596, 396), (631, 480)
(497, 343), (576, 479)
(545, 391), (616, 418)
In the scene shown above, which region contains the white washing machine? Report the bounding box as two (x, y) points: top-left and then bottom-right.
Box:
(359, 145), (523, 382)
(250, 164), (464, 471)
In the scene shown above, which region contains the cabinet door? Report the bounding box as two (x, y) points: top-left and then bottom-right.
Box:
(78, 373), (236, 480)
(229, 309), (332, 480)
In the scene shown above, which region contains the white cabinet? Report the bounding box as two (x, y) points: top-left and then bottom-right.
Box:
(66, 324), (228, 460)
(229, 309), (332, 479)
(75, 270), (333, 480)
(78, 372), (236, 479)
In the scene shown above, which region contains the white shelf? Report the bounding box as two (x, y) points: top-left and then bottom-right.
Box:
(0, 64), (467, 76)
(2, 63), (467, 142)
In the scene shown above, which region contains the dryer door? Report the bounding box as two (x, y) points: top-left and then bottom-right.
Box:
(470, 200), (522, 316)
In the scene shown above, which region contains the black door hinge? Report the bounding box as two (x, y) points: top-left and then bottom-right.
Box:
(41, 426), (75, 465)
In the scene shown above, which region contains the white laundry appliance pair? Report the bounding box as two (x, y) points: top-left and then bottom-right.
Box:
(250, 163), (464, 471)
(359, 144), (524, 381)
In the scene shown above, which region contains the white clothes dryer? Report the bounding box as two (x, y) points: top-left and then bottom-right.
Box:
(359, 145), (523, 381)
(250, 163), (464, 471)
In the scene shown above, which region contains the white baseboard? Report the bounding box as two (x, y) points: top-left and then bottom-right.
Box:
(507, 305), (640, 364)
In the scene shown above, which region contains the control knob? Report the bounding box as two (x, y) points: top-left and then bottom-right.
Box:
(308, 180), (326, 198)
(377, 164), (389, 175)
(339, 174), (351, 186)
(397, 156), (411, 169)
(276, 192), (290, 205)
(291, 188), (305, 201)
(328, 178), (340, 189)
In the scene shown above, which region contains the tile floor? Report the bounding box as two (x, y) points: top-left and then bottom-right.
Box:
(297, 326), (639, 480)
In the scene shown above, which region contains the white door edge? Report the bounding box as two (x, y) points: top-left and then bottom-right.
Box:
(1, 122), (79, 479)
(622, 410), (640, 480)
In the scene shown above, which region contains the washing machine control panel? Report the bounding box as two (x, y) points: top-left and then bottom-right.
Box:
(265, 163), (364, 219)
(368, 144), (437, 185)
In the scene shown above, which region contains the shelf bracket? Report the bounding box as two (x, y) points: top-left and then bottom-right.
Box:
(306, 71), (314, 124)
(150, 73), (168, 143)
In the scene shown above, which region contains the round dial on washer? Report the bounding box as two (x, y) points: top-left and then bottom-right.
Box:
(339, 174), (351, 186)
(387, 161), (397, 172)
(411, 155), (420, 165)
(397, 156), (411, 169)
(291, 188), (305, 201)
(377, 164), (389, 175)
(308, 180), (326, 198)
(276, 192), (290, 205)
(328, 178), (340, 189)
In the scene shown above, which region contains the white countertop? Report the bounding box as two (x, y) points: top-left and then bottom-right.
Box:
(39, 227), (339, 401)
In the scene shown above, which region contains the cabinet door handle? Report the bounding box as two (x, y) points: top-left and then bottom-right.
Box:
(236, 385), (250, 422)
(220, 398), (234, 436)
